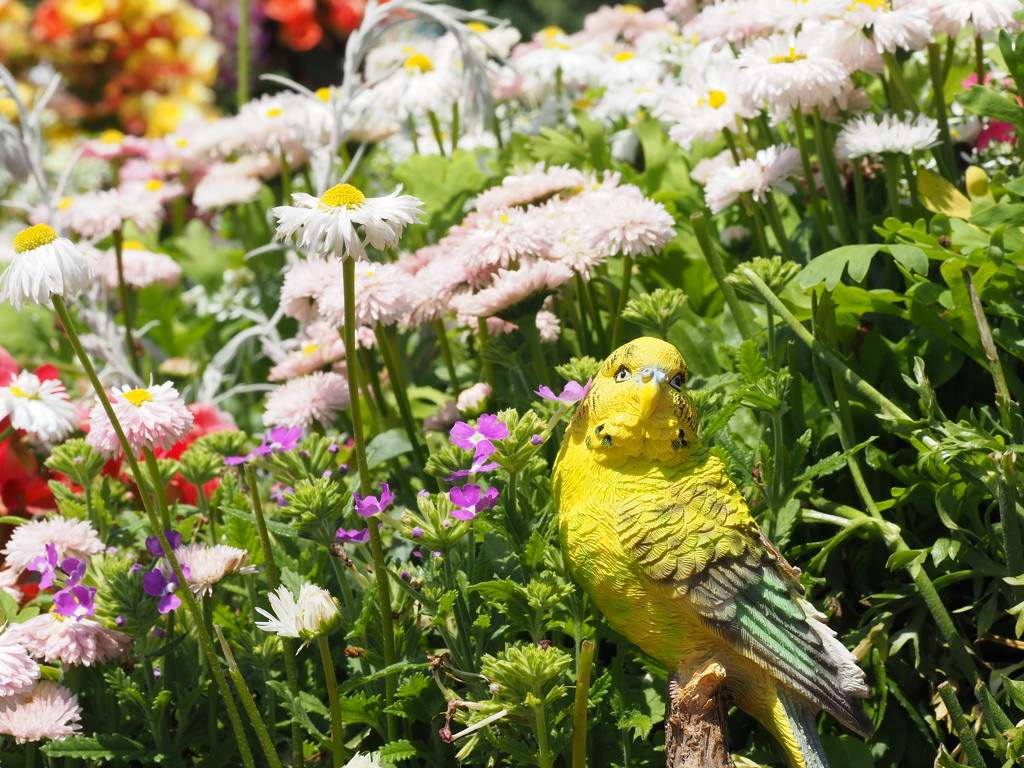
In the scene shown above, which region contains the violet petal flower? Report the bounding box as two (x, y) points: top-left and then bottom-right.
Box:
(146, 530), (183, 557)
(143, 567), (185, 615)
(353, 483), (395, 518)
(449, 484), (500, 521)
(446, 446), (500, 481)
(61, 557), (86, 587)
(251, 426), (302, 457)
(535, 378), (593, 404)
(52, 585), (97, 620)
(449, 413), (509, 454)
(335, 528), (370, 544)
(27, 542), (59, 590)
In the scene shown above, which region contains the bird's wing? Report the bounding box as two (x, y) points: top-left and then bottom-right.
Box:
(617, 481), (873, 737)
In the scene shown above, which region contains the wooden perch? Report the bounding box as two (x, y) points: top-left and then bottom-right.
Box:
(666, 660), (736, 768)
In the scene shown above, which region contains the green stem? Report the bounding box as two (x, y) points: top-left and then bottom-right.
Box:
(883, 152), (903, 219)
(243, 463), (280, 588)
(790, 107), (834, 250)
(998, 451), (1024, 604)
(143, 449), (172, 531)
(237, 0), (249, 108)
(476, 317), (494, 387)
(279, 147), (291, 206)
(52, 295), (258, 768)
(374, 325), (427, 469)
(852, 159), (867, 244)
(963, 269), (1015, 433)
(433, 319), (461, 392)
(451, 100), (460, 154)
(281, 638), (304, 768)
(937, 683), (986, 768)
(883, 51), (919, 114)
(927, 42), (957, 181)
(427, 110), (447, 158)
(317, 634), (349, 766)
(975, 34), (985, 92)
(571, 640), (595, 768)
(748, 200), (773, 261)
(578, 275), (607, 351)
(691, 213), (754, 340)
(112, 229), (142, 378)
(610, 254), (633, 348)
(533, 700), (552, 768)
(342, 258), (397, 739)
(216, 627), (283, 768)
(763, 195), (794, 261)
(811, 106), (853, 245)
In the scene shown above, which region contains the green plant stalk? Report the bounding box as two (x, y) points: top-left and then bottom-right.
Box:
(374, 324), (428, 469)
(927, 42), (957, 180)
(975, 34), (986, 92)
(442, 553), (476, 669)
(937, 683), (986, 768)
(476, 317), (494, 386)
(763, 195), (794, 262)
(433, 318), (461, 392)
(997, 452), (1024, 604)
(237, 0), (249, 107)
(572, 640), (596, 768)
(691, 213), (754, 340)
(357, 347), (390, 428)
(610, 254), (633, 348)
(216, 626), (283, 768)
(427, 110), (448, 158)
(280, 637), (304, 768)
(243, 463), (280, 588)
(851, 159), (867, 244)
(790, 108), (834, 251)
(566, 278), (592, 356)
(882, 51), (920, 113)
(974, 680), (1011, 755)
(882, 152), (903, 219)
(451, 100), (460, 154)
(578, 275), (607, 350)
(112, 228), (142, 379)
(53, 294), (256, 768)
(748, 200), (773, 261)
(317, 634), (349, 767)
(532, 699), (552, 768)
(342, 257), (397, 739)
(963, 270), (1015, 435)
(811, 107), (854, 245)
(279, 147), (291, 206)
(143, 448), (173, 531)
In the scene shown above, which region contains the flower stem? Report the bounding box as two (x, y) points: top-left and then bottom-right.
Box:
(243, 463), (280, 587)
(216, 626), (283, 768)
(341, 257), (397, 739)
(927, 42), (957, 181)
(374, 324), (427, 469)
(427, 110), (447, 158)
(571, 639), (595, 768)
(51, 294), (257, 768)
(790, 108), (833, 251)
(937, 683), (986, 768)
(975, 34), (986, 92)
(883, 51), (919, 114)
(882, 152), (903, 220)
(112, 228), (142, 379)
(810, 106), (853, 245)
(532, 699), (552, 768)
(433, 318), (461, 393)
(476, 317), (494, 387)
(852, 159), (867, 244)
(237, 0), (249, 108)
(143, 448), (172, 531)
(690, 212), (754, 340)
(763, 195), (794, 262)
(318, 634), (349, 767)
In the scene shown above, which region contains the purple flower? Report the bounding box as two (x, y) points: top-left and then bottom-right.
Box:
(535, 378), (593, 404)
(336, 527), (370, 544)
(225, 426), (302, 465)
(146, 530), (183, 558)
(449, 414), (509, 456)
(410, 526), (424, 539)
(353, 483), (395, 518)
(27, 543), (59, 590)
(446, 446), (500, 481)
(530, 434), (544, 445)
(52, 585), (97, 620)
(449, 484), (500, 521)
(115, 616), (127, 626)
(143, 566), (189, 614)
(61, 557), (86, 587)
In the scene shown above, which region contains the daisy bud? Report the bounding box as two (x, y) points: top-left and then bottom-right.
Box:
(1, 224), (93, 310)
(255, 583), (342, 648)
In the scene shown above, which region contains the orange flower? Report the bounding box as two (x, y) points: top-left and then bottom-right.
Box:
(31, 0), (72, 43)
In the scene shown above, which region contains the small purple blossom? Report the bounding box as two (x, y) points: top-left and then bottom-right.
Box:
(449, 413), (509, 455)
(400, 570), (411, 581)
(27, 543), (59, 589)
(446, 446), (500, 481)
(116, 616), (127, 626)
(226, 426), (303, 464)
(353, 483), (395, 518)
(530, 434), (544, 445)
(270, 482), (293, 507)
(61, 557), (86, 587)
(52, 585), (97, 620)
(146, 530), (183, 558)
(410, 526), (424, 539)
(336, 528), (370, 544)
(328, 443), (340, 453)
(449, 484), (500, 521)
(535, 378), (593, 404)
(143, 566), (189, 614)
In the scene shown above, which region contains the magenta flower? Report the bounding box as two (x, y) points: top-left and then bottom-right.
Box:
(449, 414), (509, 456)
(353, 483), (395, 518)
(336, 528), (370, 544)
(449, 484), (500, 521)
(535, 378), (592, 404)
(27, 543), (59, 589)
(145, 530), (183, 558)
(52, 585), (97, 620)
(226, 426), (303, 465)
(61, 557), (86, 587)
(446, 447), (500, 481)
(143, 566), (189, 614)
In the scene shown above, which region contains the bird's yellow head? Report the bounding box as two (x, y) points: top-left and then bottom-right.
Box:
(563, 337), (699, 467)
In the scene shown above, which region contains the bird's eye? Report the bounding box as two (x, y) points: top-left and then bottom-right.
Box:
(614, 365), (630, 382)
(669, 372), (685, 391)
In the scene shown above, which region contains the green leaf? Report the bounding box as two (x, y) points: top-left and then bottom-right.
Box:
(379, 739), (420, 764)
(917, 169), (972, 218)
(886, 549), (928, 570)
(42, 734), (147, 762)
(969, 203), (1024, 228)
(736, 339), (768, 383)
(1003, 675), (1024, 714)
(887, 244), (930, 276)
(797, 245), (881, 290)
(956, 86), (1024, 132)
(365, 429), (413, 468)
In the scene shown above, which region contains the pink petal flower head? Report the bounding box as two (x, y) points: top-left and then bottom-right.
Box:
(0, 626), (39, 699)
(449, 484), (500, 521)
(335, 527), (370, 543)
(446, 446), (501, 481)
(353, 483), (395, 517)
(449, 413), (509, 454)
(0, 681), (82, 743)
(173, 543), (257, 596)
(535, 378), (593, 404)
(10, 615), (131, 667)
(263, 371), (350, 430)
(86, 382), (195, 458)
(2, 516), (104, 575)
(51, 585), (97, 621)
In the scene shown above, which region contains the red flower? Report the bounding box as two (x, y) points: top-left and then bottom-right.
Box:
(154, 403), (237, 505)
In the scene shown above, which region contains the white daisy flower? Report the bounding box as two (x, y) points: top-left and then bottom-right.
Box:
(0, 224), (93, 310)
(703, 145), (802, 214)
(834, 113), (940, 158)
(262, 371), (350, 429)
(0, 371), (79, 443)
(0, 624), (39, 699)
(86, 382), (195, 458)
(172, 544), (258, 597)
(255, 583), (342, 648)
(922, 0), (1022, 37)
(736, 31), (850, 116)
(272, 183), (424, 261)
(659, 65), (760, 149)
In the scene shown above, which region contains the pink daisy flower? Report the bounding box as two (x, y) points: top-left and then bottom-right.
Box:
(0, 681), (82, 743)
(589, 188), (676, 257)
(263, 371), (350, 429)
(457, 207), (554, 278)
(80, 129), (149, 161)
(11, 615), (131, 666)
(192, 164), (263, 212)
(456, 383), (492, 414)
(453, 260), (573, 318)
(268, 322), (347, 382)
(86, 382), (195, 458)
(535, 309), (562, 342)
(0, 626), (39, 699)
(63, 189), (164, 241)
(1, 516), (104, 575)
(100, 242), (182, 290)
(280, 258), (342, 322)
(172, 544), (258, 597)
(317, 261), (416, 328)
(474, 163), (586, 215)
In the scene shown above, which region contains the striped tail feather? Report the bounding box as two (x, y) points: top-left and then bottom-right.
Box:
(769, 687), (833, 768)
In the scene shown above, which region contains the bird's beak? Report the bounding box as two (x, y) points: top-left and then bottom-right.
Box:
(635, 367), (667, 419)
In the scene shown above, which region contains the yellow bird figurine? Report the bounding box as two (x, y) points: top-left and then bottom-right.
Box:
(553, 337), (872, 768)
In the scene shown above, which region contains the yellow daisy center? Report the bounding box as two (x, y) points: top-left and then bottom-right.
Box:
(123, 240), (145, 250)
(621, 4), (642, 12)
(466, 21), (489, 32)
(770, 47), (807, 64)
(10, 386), (36, 399)
(540, 26), (564, 39)
(145, 179), (163, 191)
(176, 139), (188, 147)
(316, 87), (331, 101)
(267, 108), (282, 117)
(319, 183), (366, 209)
(699, 90), (728, 109)
(850, 0), (886, 8)
(58, 197), (73, 210)
(14, 223), (58, 254)
(302, 344), (321, 357)
(122, 388), (154, 407)
(614, 52), (636, 62)
(100, 128), (125, 144)
(403, 53), (434, 73)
